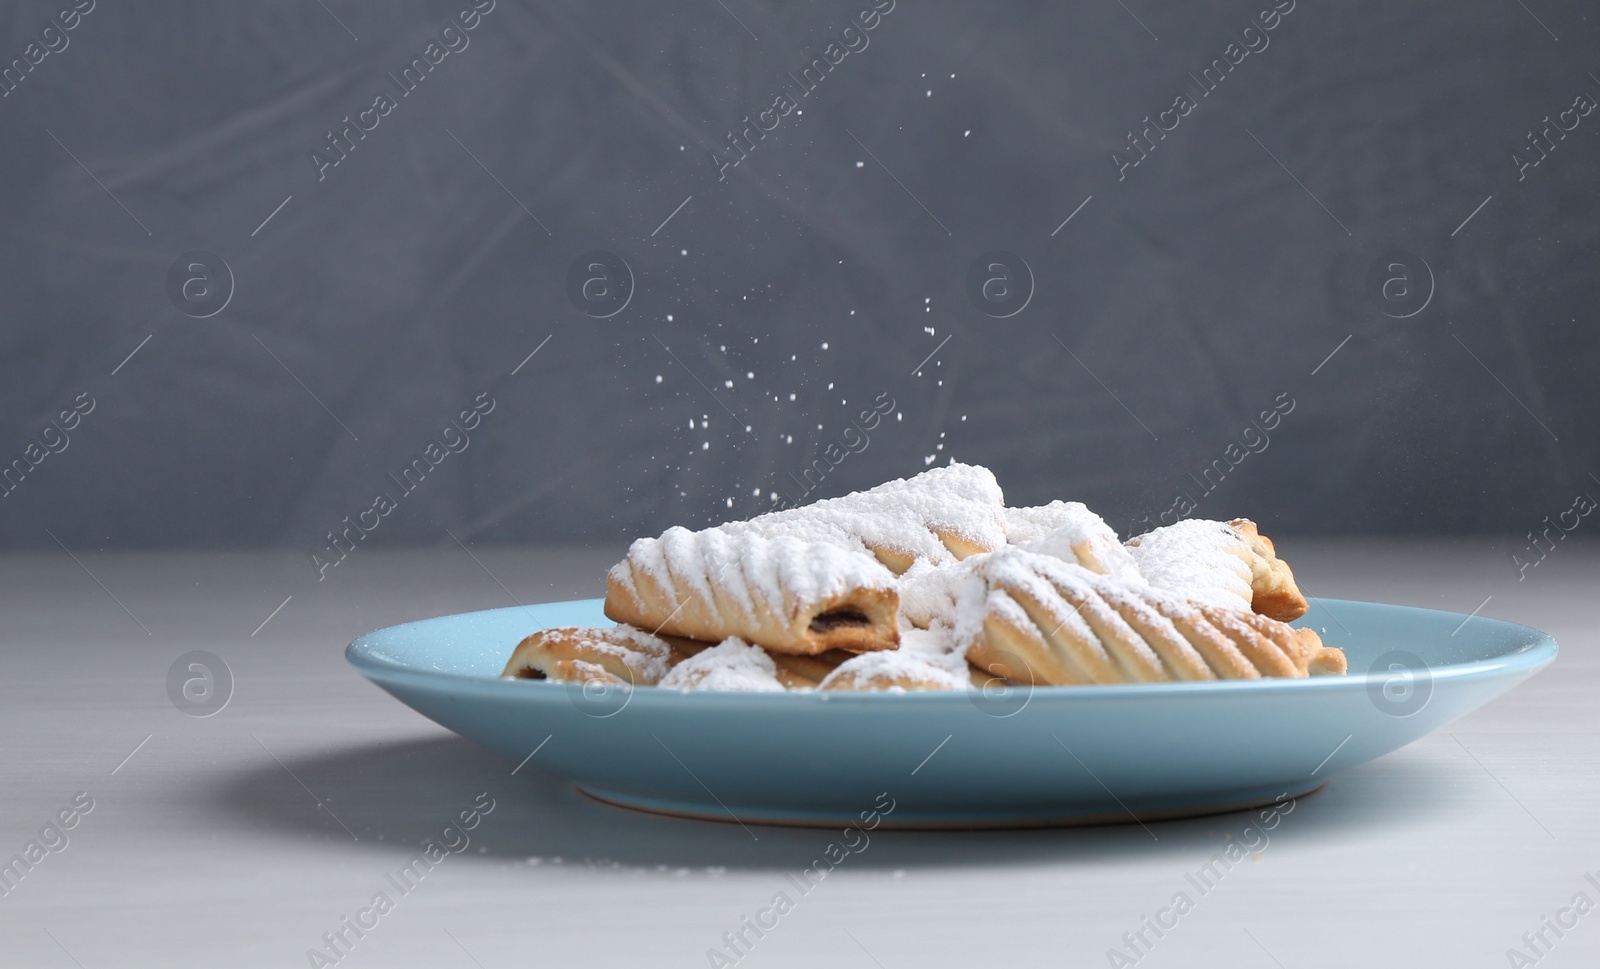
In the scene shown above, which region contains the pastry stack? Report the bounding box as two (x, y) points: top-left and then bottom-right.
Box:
(502, 464), (1346, 693)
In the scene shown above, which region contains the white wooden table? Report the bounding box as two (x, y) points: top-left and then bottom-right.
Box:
(1, 540), (1593, 968)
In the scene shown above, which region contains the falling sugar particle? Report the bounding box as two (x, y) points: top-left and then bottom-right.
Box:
(726, 498), (734, 508)
(828, 382), (834, 389)
(724, 380), (733, 388)
(926, 90), (932, 97)
(964, 130), (970, 137)
(702, 442), (709, 450)
(666, 314), (674, 322)
(680, 249), (688, 256)
(788, 393), (796, 401)
(655, 375), (663, 383)
(821, 342), (829, 350)
(746, 372), (754, 379)
(856, 161), (865, 168)
(924, 455), (936, 465)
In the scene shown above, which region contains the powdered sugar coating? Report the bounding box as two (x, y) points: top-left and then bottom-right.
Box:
(610, 526), (898, 614)
(1125, 519), (1253, 612)
(819, 647), (971, 692)
(727, 463), (1007, 567)
(501, 625), (674, 684)
(590, 626), (674, 683)
(957, 548), (1170, 677)
(895, 558), (976, 629)
(1003, 501), (1097, 544)
(659, 637), (787, 692)
(1003, 501), (1141, 580)
(899, 619), (962, 654)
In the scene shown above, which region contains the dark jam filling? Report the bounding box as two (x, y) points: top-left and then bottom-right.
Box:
(809, 609), (872, 633)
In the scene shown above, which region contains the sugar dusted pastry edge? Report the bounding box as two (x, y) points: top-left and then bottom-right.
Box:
(738, 462), (1008, 573)
(819, 647), (973, 693)
(501, 625), (674, 685)
(659, 638), (788, 692)
(958, 547), (1345, 686)
(1225, 518), (1310, 621)
(1125, 517), (1310, 622)
(603, 527), (900, 655)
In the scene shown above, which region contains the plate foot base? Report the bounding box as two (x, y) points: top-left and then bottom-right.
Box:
(576, 778), (1328, 830)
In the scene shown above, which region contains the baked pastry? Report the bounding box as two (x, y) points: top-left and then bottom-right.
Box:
(660, 635), (856, 689)
(659, 638), (788, 692)
(957, 548), (1344, 685)
(818, 623), (978, 692)
(508, 463), (1342, 693)
(725, 462), (1007, 574)
(819, 648), (973, 692)
(894, 558), (975, 629)
(501, 625), (675, 685)
(603, 527), (900, 655)
(766, 649), (854, 688)
(1004, 501), (1141, 580)
(1125, 518), (1308, 621)
(1124, 519), (1253, 613)
(1226, 518), (1310, 621)
(895, 502), (1140, 631)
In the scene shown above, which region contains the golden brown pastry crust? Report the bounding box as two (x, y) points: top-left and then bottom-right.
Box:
(819, 667), (954, 692)
(603, 527), (900, 655)
(766, 649), (854, 688)
(500, 625), (674, 685)
(960, 549), (1343, 685)
(1226, 519), (1310, 622)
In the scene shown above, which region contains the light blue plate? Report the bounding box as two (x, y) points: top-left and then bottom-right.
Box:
(346, 598), (1556, 828)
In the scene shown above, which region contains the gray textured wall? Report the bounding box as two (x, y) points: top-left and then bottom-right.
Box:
(1, 0), (1597, 554)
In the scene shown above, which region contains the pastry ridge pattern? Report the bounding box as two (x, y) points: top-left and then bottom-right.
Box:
(604, 527), (901, 655)
(960, 548), (1345, 685)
